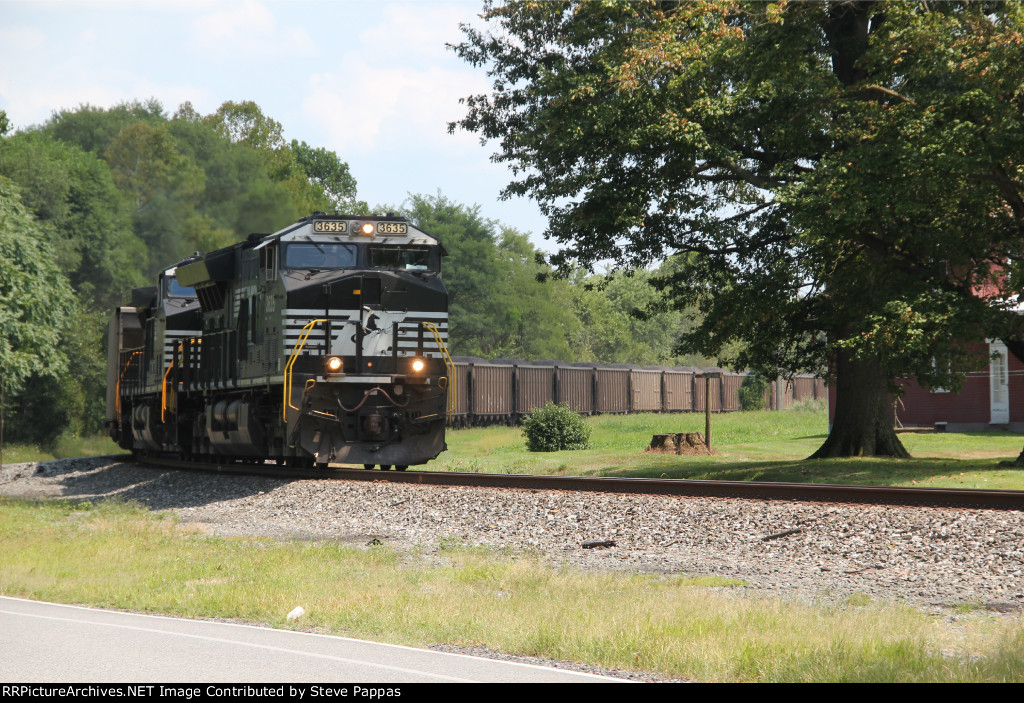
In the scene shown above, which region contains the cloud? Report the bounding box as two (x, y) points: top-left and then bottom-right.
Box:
(190, 0), (315, 56)
(303, 60), (487, 155)
(359, 2), (473, 62)
(301, 2), (488, 155)
(0, 26), (45, 52)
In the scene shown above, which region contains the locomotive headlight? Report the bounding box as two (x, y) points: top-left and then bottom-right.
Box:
(411, 358), (426, 373)
(360, 222), (375, 235)
(326, 356), (343, 373)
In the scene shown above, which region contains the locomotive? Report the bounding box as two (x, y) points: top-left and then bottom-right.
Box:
(105, 213), (452, 470)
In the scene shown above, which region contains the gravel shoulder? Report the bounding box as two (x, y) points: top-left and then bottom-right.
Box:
(4, 455), (1023, 615)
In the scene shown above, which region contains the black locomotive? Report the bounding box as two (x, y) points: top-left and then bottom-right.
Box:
(106, 213), (452, 469)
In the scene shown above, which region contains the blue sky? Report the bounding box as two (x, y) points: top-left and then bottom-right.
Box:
(0, 0), (553, 247)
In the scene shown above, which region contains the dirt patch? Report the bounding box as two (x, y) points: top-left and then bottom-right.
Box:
(645, 433), (717, 456)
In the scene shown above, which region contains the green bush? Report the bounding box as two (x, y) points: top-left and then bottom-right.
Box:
(521, 402), (591, 452)
(738, 373), (770, 411)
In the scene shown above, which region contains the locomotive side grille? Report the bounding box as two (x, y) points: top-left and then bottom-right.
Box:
(284, 309), (354, 351)
(397, 313), (448, 356)
(163, 330), (202, 367)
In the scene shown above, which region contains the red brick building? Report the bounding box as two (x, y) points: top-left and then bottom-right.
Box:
(828, 340), (1024, 432)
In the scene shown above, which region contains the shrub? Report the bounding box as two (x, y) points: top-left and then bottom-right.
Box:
(521, 402), (591, 452)
(788, 397), (828, 413)
(738, 373), (770, 411)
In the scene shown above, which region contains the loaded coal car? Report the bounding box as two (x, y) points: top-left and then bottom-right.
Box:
(106, 213), (453, 470)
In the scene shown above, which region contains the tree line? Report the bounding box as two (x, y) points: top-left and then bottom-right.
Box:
(0, 101), (704, 448)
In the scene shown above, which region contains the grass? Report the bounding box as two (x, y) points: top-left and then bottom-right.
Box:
(5, 410), (1023, 491)
(2, 496), (1022, 682)
(0, 434), (121, 464)
(432, 410), (1024, 491)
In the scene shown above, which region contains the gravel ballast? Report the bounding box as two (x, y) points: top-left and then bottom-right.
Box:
(3, 455), (1024, 613)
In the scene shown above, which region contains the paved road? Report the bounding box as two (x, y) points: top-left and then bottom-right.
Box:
(0, 597), (622, 683)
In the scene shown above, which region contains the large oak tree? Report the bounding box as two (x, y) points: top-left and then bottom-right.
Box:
(451, 0), (1024, 458)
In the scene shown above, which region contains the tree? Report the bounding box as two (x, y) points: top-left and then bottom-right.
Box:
(492, 227), (579, 359)
(451, 1), (1024, 458)
(46, 99), (165, 155)
(565, 263), (723, 366)
(291, 139), (367, 213)
(104, 120), (217, 273)
(203, 100), (335, 215)
(0, 131), (146, 310)
(0, 177), (78, 443)
(168, 113), (300, 242)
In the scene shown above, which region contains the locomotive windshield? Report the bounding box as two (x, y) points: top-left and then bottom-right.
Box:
(285, 242), (358, 269)
(368, 245), (437, 272)
(167, 277), (195, 298)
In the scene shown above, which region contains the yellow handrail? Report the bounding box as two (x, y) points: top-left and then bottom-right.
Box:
(161, 342), (185, 422)
(283, 318), (327, 421)
(421, 321), (456, 419)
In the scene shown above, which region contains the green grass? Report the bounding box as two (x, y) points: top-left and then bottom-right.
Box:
(0, 434), (122, 464)
(432, 410), (1024, 490)
(6, 411), (1023, 491)
(2, 496), (1023, 683)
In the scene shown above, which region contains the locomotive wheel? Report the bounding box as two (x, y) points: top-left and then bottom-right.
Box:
(395, 465), (408, 472)
(363, 464), (375, 470)
(379, 465), (393, 471)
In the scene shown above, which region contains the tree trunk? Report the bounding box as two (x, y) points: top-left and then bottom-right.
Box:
(809, 350), (909, 459)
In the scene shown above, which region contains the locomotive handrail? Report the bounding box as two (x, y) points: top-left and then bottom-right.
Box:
(421, 321), (456, 420)
(161, 341), (187, 422)
(116, 351), (143, 416)
(283, 318), (327, 421)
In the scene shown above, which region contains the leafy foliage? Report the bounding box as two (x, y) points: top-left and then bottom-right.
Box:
(521, 402), (591, 452)
(0, 132), (145, 310)
(451, 1), (1024, 457)
(291, 139), (366, 213)
(738, 373), (770, 412)
(0, 178), (79, 443)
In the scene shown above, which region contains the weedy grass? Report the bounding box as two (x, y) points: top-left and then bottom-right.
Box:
(0, 434), (121, 464)
(433, 410), (1024, 490)
(2, 496), (1022, 682)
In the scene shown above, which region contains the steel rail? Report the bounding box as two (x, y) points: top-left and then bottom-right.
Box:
(134, 455), (1024, 511)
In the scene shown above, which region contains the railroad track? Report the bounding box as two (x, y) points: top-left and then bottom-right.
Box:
(136, 455), (1024, 511)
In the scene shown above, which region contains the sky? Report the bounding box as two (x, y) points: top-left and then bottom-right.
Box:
(0, 0), (554, 247)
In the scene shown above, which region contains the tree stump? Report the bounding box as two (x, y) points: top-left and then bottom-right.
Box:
(645, 433), (716, 455)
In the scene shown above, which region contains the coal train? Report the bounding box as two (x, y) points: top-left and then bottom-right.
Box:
(445, 359), (825, 427)
(106, 213), (452, 470)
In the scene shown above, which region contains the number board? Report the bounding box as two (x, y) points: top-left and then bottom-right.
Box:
(313, 221), (348, 233)
(376, 222), (408, 235)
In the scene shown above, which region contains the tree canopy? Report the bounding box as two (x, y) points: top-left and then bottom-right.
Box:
(451, 0), (1024, 457)
(0, 99), (368, 444)
(0, 177), (77, 398)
